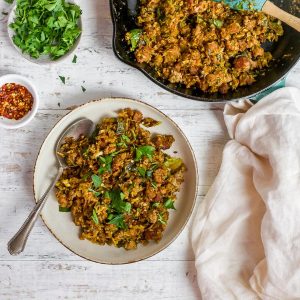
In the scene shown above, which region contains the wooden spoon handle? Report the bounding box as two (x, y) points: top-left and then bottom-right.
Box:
(263, 1), (300, 32)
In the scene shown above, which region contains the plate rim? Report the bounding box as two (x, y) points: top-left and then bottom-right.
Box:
(33, 97), (199, 264)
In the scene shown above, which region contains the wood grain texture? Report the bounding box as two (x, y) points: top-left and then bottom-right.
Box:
(0, 0), (299, 299)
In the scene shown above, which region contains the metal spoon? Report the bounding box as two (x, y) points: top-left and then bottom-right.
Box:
(7, 118), (94, 255)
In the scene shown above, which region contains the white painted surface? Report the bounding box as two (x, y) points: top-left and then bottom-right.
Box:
(0, 1), (299, 299)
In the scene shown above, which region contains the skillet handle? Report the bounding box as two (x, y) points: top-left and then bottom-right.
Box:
(263, 1), (300, 32)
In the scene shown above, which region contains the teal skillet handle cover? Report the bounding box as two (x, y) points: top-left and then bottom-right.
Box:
(214, 0), (266, 10)
(250, 78), (286, 102)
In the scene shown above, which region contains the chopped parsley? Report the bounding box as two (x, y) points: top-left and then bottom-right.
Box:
(72, 54), (77, 63)
(135, 145), (155, 161)
(9, 0), (82, 60)
(91, 209), (99, 224)
(91, 174), (102, 188)
(59, 76), (66, 84)
(164, 198), (176, 210)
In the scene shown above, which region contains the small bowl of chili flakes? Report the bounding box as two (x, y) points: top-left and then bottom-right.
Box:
(0, 74), (39, 129)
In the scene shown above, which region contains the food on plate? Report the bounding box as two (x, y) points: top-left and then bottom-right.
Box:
(125, 0), (284, 94)
(0, 83), (33, 120)
(55, 108), (185, 250)
(9, 0), (82, 60)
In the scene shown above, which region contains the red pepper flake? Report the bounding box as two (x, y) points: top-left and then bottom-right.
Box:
(0, 83), (34, 120)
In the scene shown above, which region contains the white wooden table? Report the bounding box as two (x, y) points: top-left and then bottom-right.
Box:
(0, 1), (299, 299)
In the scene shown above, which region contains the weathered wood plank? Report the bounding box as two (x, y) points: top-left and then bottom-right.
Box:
(0, 260), (201, 300)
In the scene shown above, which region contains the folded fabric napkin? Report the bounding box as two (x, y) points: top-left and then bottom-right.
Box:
(191, 87), (300, 300)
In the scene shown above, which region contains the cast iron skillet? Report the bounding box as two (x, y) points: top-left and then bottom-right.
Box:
(110, 0), (300, 102)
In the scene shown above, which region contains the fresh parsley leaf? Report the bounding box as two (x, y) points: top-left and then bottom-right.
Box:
(158, 213), (166, 225)
(122, 134), (130, 143)
(59, 76), (66, 84)
(9, 0), (82, 60)
(151, 181), (157, 189)
(123, 202), (132, 213)
(152, 202), (160, 208)
(137, 166), (146, 177)
(213, 19), (223, 28)
(59, 206), (71, 212)
(164, 198), (176, 210)
(72, 54), (77, 63)
(88, 188), (100, 197)
(108, 189), (131, 214)
(98, 155), (113, 174)
(135, 145), (155, 161)
(91, 174), (102, 188)
(4, 0), (13, 4)
(91, 209), (99, 225)
(108, 214), (126, 229)
(127, 29), (143, 51)
(81, 86), (86, 92)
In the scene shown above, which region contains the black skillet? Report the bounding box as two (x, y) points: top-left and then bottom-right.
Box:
(110, 0), (300, 102)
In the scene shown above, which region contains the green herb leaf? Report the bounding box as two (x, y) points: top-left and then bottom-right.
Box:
(108, 214), (126, 229)
(81, 86), (86, 92)
(122, 134), (130, 143)
(59, 76), (66, 84)
(152, 202), (160, 208)
(213, 19), (223, 28)
(137, 166), (146, 177)
(127, 29), (143, 51)
(158, 212), (166, 225)
(91, 174), (102, 188)
(135, 145), (155, 161)
(88, 188), (100, 197)
(91, 209), (99, 224)
(108, 189), (131, 214)
(59, 206), (71, 212)
(4, 0), (13, 4)
(9, 0), (82, 60)
(164, 198), (176, 210)
(72, 54), (77, 63)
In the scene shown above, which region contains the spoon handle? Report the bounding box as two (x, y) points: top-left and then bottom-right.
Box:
(7, 167), (64, 255)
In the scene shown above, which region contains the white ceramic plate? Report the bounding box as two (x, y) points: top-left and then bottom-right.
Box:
(7, 0), (82, 64)
(34, 98), (198, 264)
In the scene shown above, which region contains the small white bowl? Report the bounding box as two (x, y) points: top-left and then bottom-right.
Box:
(7, 0), (82, 65)
(0, 74), (39, 129)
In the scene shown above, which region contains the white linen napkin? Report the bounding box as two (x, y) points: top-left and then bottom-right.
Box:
(191, 87), (300, 300)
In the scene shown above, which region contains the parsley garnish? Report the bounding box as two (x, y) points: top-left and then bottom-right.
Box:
(213, 19), (223, 28)
(59, 76), (66, 84)
(72, 54), (77, 63)
(158, 213), (166, 225)
(98, 155), (113, 174)
(135, 145), (155, 161)
(108, 214), (126, 229)
(4, 0), (13, 4)
(88, 188), (100, 197)
(59, 206), (71, 212)
(127, 29), (143, 51)
(164, 198), (176, 210)
(91, 209), (99, 224)
(91, 174), (102, 188)
(137, 166), (146, 177)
